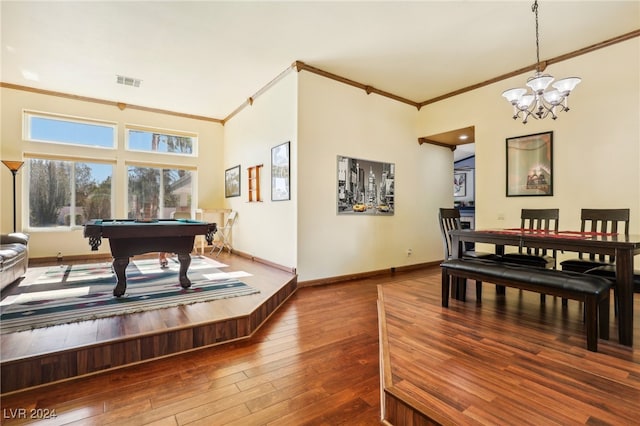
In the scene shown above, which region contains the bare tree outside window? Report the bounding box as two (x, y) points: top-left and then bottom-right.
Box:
(28, 159), (112, 227)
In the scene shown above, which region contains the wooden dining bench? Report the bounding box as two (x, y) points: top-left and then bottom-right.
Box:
(440, 258), (612, 352)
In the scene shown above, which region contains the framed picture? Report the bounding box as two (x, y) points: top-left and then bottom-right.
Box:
(271, 141), (290, 201)
(225, 165), (241, 198)
(454, 172), (466, 197)
(506, 131), (553, 197)
(336, 155), (395, 215)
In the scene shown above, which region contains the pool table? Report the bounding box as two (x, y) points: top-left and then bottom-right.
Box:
(84, 219), (217, 297)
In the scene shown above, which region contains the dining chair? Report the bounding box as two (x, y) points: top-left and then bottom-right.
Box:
(559, 208), (630, 310)
(211, 211), (237, 257)
(501, 208), (559, 269)
(439, 208), (498, 301)
(560, 208), (630, 273)
(500, 208), (559, 303)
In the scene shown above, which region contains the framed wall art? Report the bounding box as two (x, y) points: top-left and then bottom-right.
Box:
(454, 172), (466, 197)
(336, 155), (395, 215)
(271, 141), (290, 201)
(224, 165), (241, 198)
(506, 131), (553, 197)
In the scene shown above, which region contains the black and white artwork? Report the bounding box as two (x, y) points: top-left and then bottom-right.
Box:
(271, 141), (290, 201)
(454, 172), (466, 197)
(336, 155), (394, 215)
(225, 165), (240, 198)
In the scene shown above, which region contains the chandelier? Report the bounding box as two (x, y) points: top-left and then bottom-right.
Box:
(502, 0), (581, 124)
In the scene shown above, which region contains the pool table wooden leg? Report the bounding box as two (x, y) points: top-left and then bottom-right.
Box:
(177, 253), (192, 289)
(113, 257), (129, 297)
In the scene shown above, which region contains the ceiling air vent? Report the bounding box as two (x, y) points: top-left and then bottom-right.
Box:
(116, 75), (142, 88)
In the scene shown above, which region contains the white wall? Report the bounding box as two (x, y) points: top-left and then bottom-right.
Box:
(417, 38), (640, 265)
(222, 70), (298, 270)
(0, 87), (224, 258)
(296, 72), (450, 282)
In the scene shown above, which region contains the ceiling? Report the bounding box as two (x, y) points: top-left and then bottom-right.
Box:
(1, 1), (638, 125)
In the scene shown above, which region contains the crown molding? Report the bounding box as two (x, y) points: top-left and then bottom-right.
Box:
(418, 29), (640, 108)
(0, 82), (223, 124)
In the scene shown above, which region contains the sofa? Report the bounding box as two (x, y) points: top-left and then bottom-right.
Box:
(1, 232), (29, 290)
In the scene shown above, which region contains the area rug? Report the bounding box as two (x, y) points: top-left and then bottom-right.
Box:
(0, 256), (257, 334)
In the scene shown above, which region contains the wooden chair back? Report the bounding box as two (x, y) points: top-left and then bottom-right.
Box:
(439, 208), (462, 260)
(520, 208), (559, 257)
(578, 208), (630, 262)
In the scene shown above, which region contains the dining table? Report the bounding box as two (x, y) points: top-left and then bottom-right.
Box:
(448, 228), (640, 347)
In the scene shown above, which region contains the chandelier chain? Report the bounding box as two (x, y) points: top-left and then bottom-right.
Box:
(533, 0), (540, 72)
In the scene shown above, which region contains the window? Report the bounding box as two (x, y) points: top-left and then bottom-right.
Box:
(126, 126), (196, 155)
(127, 165), (194, 219)
(27, 159), (113, 228)
(25, 111), (116, 148)
(23, 111), (198, 230)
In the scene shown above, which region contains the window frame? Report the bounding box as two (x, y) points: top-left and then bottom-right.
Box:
(125, 161), (197, 220)
(125, 124), (198, 157)
(23, 110), (117, 149)
(24, 155), (115, 231)
(21, 110), (199, 232)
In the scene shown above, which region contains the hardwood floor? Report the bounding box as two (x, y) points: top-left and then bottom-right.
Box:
(1, 252), (297, 393)
(1, 260), (639, 425)
(379, 274), (640, 425)
(1, 254), (384, 425)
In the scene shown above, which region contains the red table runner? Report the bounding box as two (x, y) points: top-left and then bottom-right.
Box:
(480, 228), (618, 239)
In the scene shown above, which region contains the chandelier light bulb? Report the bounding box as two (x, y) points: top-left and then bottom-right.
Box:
(502, 88), (527, 104)
(543, 90), (563, 105)
(518, 95), (535, 110)
(526, 73), (554, 93)
(552, 77), (581, 95)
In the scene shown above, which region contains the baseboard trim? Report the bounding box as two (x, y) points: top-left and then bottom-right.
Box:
(29, 253), (113, 266)
(231, 250), (297, 274)
(298, 261), (440, 288)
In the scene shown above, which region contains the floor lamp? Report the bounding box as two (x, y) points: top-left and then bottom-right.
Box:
(2, 160), (25, 233)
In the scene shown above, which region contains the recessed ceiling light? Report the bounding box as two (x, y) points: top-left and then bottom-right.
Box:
(116, 74), (142, 88)
(459, 135), (468, 140)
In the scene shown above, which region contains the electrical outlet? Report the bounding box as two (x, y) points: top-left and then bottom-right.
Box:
(497, 213), (505, 221)
(56, 252), (63, 260)
(407, 248), (412, 256)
